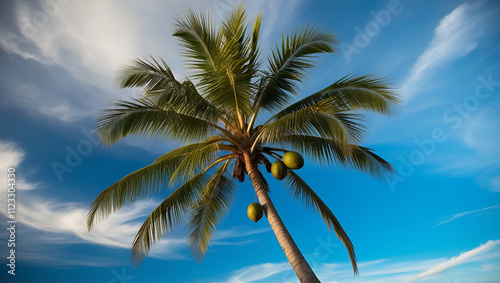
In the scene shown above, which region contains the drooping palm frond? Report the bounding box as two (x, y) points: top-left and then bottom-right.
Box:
(131, 171), (209, 264)
(278, 135), (393, 177)
(283, 170), (358, 275)
(95, 98), (221, 146)
(116, 57), (178, 92)
(86, 138), (225, 230)
(253, 26), (337, 113)
(187, 160), (236, 260)
(169, 141), (220, 183)
(275, 74), (401, 118)
(115, 57), (221, 123)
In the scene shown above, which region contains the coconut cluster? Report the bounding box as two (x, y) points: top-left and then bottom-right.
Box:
(271, 151), (304, 180)
(247, 151), (304, 222)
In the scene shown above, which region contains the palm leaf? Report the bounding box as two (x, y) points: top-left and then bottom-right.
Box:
(95, 98), (217, 146)
(187, 160), (236, 260)
(115, 57), (221, 123)
(131, 171), (209, 264)
(173, 8), (219, 77)
(86, 138), (224, 230)
(257, 107), (366, 145)
(253, 26), (337, 113)
(279, 135), (393, 177)
(169, 141), (220, 183)
(276, 74), (401, 118)
(283, 170), (358, 275)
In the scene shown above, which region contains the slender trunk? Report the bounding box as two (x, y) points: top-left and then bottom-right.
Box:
(243, 152), (320, 283)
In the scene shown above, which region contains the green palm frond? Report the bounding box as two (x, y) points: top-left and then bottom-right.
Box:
(276, 74), (400, 118)
(280, 135), (393, 177)
(86, 138), (225, 230)
(115, 57), (221, 123)
(96, 98), (219, 146)
(187, 160), (236, 260)
(169, 141), (220, 183)
(247, 13), (262, 74)
(257, 107), (366, 145)
(283, 170), (358, 275)
(253, 26), (337, 113)
(173, 8), (219, 77)
(131, 171), (209, 264)
(116, 57), (179, 92)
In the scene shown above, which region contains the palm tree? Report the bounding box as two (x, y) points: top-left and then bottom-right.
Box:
(87, 6), (399, 282)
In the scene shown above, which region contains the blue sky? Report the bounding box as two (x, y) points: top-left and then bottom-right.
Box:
(1, 0), (500, 282)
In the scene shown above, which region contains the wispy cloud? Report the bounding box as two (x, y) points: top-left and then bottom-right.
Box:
(0, 0), (302, 123)
(213, 239), (500, 283)
(212, 262), (292, 283)
(401, 2), (488, 101)
(403, 239), (500, 283)
(436, 205), (500, 226)
(430, 105), (500, 191)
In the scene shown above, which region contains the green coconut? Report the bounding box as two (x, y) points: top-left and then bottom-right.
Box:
(283, 151), (304, 169)
(271, 161), (288, 180)
(247, 202), (263, 222)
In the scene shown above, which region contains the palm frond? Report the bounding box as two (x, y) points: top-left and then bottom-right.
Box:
(276, 74), (401, 118)
(131, 171), (209, 264)
(115, 57), (179, 92)
(95, 98), (217, 146)
(279, 135), (394, 177)
(283, 170), (358, 275)
(115, 57), (221, 122)
(247, 13), (262, 74)
(258, 107), (366, 145)
(253, 26), (337, 113)
(86, 138), (225, 231)
(169, 141), (220, 183)
(187, 160), (236, 260)
(173, 8), (219, 77)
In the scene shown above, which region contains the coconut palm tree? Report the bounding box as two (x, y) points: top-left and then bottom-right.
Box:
(87, 6), (399, 282)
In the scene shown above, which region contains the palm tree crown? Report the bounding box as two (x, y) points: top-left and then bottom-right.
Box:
(87, 5), (400, 279)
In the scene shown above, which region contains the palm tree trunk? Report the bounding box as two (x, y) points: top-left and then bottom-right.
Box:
(243, 152), (320, 283)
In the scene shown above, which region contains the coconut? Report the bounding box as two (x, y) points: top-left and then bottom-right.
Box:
(247, 202), (263, 222)
(271, 161), (288, 180)
(283, 151), (304, 169)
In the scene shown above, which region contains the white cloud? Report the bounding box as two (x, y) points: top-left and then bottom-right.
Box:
(430, 105), (500, 191)
(401, 2), (487, 101)
(403, 240), (500, 283)
(213, 262), (292, 283)
(0, 0), (302, 122)
(436, 205), (500, 226)
(0, 140), (38, 194)
(213, 239), (500, 283)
